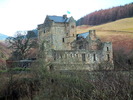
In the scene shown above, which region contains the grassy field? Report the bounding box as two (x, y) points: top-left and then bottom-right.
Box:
(77, 17), (133, 52)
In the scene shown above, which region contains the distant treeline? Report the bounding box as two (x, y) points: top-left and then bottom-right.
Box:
(76, 2), (133, 26)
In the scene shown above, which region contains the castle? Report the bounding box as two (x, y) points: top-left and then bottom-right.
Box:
(38, 15), (113, 70)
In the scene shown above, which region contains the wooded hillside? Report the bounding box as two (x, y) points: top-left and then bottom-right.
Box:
(77, 3), (133, 25)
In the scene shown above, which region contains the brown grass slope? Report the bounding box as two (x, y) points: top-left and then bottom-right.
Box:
(77, 17), (133, 52)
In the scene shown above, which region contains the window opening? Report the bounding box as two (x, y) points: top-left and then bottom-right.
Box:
(107, 54), (110, 61)
(76, 54), (78, 57)
(79, 45), (83, 49)
(71, 25), (74, 28)
(107, 47), (109, 51)
(62, 38), (65, 43)
(66, 33), (68, 36)
(93, 54), (96, 61)
(82, 54), (86, 62)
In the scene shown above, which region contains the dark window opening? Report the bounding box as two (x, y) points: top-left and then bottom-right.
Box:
(76, 34), (79, 40)
(49, 65), (54, 71)
(82, 54), (86, 62)
(73, 34), (74, 36)
(79, 45), (83, 49)
(71, 25), (74, 28)
(93, 54), (96, 61)
(62, 38), (65, 43)
(44, 30), (45, 33)
(107, 47), (109, 51)
(60, 54), (62, 58)
(107, 54), (110, 61)
(54, 54), (56, 61)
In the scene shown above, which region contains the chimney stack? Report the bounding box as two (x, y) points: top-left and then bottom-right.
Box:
(63, 14), (67, 19)
(89, 30), (97, 40)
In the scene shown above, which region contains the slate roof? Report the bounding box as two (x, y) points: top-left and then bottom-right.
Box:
(78, 32), (89, 38)
(48, 16), (70, 23)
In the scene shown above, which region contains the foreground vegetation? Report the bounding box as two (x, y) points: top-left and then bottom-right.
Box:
(0, 41), (133, 100)
(0, 58), (133, 100)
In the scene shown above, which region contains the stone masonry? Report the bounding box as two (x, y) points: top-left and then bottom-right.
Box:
(38, 15), (113, 70)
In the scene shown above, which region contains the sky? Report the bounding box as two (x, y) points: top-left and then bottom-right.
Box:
(0, 0), (133, 36)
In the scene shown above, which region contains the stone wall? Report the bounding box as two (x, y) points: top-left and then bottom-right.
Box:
(45, 47), (113, 70)
(38, 16), (76, 51)
(52, 43), (113, 63)
(38, 15), (114, 70)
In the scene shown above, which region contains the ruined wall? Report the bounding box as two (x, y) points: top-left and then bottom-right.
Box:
(38, 15), (113, 70)
(45, 46), (113, 70)
(102, 42), (113, 63)
(52, 43), (113, 64)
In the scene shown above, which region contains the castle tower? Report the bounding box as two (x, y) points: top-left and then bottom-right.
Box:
(38, 14), (76, 51)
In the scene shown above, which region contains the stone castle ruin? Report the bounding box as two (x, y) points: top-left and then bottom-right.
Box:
(38, 15), (113, 70)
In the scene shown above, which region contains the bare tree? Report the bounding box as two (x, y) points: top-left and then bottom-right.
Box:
(6, 31), (38, 60)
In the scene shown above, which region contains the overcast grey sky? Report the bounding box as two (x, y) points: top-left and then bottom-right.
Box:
(0, 0), (133, 36)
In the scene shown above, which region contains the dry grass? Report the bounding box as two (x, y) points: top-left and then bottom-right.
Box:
(77, 17), (133, 52)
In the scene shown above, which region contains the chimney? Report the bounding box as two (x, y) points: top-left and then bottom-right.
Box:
(63, 14), (67, 19)
(89, 30), (96, 40)
(89, 30), (96, 34)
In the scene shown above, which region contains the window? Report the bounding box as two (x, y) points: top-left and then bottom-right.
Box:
(79, 45), (83, 49)
(60, 54), (62, 58)
(107, 47), (109, 51)
(62, 38), (65, 43)
(66, 33), (68, 36)
(73, 34), (75, 37)
(44, 30), (45, 33)
(93, 54), (96, 61)
(107, 54), (110, 61)
(75, 54), (78, 57)
(54, 54), (56, 61)
(49, 65), (54, 71)
(71, 25), (74, 28)
(82, 54), (86, 62)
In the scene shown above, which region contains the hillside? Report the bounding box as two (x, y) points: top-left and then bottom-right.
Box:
(77, 2), (133, 26)
(77, 17), (133, 52)
(0, 42), (11, 67)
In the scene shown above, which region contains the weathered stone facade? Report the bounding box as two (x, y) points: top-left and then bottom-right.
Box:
(38, 15), (113, 70)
